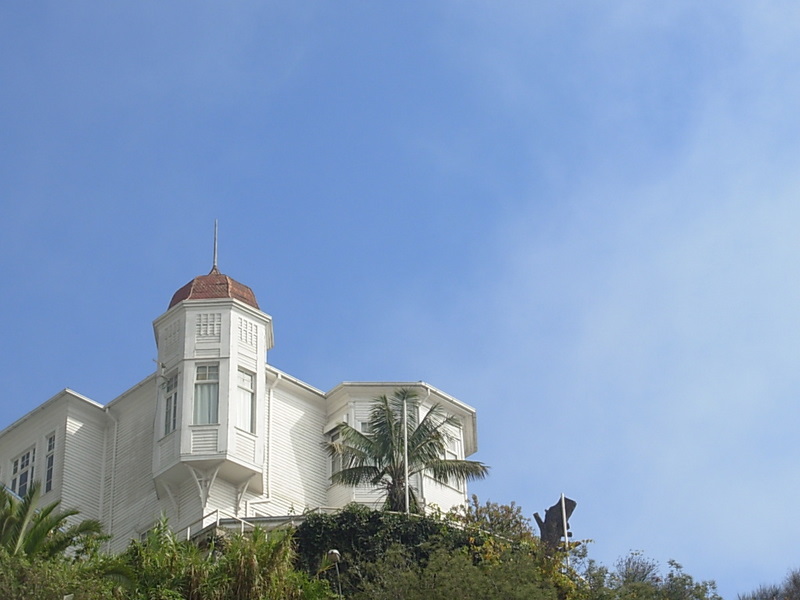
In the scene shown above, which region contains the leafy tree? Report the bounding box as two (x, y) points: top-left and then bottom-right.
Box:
(326, 388), (489, 512)
(294, 503), (470, 579)
(739, 569), (800, 600)
(579, 553), (722, 600)
(613, 551), (661, 586)
(350, 544), (558, 600)
(739, 585), (782, 600)
(657, 560), (721, 600)
(0, 480), (104, 558)
(448, 494), (536, 541)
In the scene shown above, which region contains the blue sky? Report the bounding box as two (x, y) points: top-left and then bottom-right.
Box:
(2, 2), (800, 597)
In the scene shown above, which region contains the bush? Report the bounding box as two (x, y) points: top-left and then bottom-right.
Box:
(0, 548), (115, 600)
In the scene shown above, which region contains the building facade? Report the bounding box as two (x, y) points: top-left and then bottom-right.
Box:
(0, 266), (481, 551)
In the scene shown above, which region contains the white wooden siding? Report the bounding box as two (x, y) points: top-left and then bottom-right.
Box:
(420, 475), (467, 513)
(104, 377), (164, 551)
(233, 429), (256, 463)
(207, 477), (238, 516)
(327, 484), (355, 508)
(156, 433), (179, 470)
(269, 387), (328, 511)
(61, 409), (105, 520)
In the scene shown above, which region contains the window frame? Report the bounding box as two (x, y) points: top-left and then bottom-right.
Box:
(445, 436), (461, 461)
(11, 446), (35, 497)
(163, 372), (179, 436)
(435, 427), (465, 492)
(235, 369), (256, 434)
(329, 429), (342, 478)
(193, 363), (220, 425)
(44, 433), (56, 493)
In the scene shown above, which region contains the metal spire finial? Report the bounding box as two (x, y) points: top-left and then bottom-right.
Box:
(212, 219), (218, 273)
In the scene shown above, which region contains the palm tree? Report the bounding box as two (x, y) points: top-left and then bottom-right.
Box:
(326, 388), (489, 513)
(122, 517), (332, 600)
(0, 480), (104, 558)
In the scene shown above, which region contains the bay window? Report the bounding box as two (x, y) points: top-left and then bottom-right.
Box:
(236, 369), (256, 433)
(193, 364), (219, 425)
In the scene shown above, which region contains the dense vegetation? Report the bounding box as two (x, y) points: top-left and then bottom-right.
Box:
(296, 501), (722, 600)
(0, 483), (729, 600)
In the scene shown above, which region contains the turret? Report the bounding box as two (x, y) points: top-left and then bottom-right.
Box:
(151, 265), (273, 506)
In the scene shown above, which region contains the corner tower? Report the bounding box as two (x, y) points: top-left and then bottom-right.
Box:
(151, 265), (274, 508)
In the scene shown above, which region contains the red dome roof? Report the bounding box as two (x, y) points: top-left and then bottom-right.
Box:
(169, 267), (259, 309)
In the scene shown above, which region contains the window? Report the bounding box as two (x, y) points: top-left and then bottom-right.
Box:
(164, 373), (178, 436)
(45, 434), (56, 493)
(236, 369), (256, 433)
(138, 523), (157, 542)
(440, 430), (464, 491)
(329, 430), (342, 477)
(163, 319), (181, 352)
(238, 317), (258, 347)
(445, 435), (461, 461)
(11, 447), (35, 497)
(196, 313), (221, 340)
(193, 364), (219, 425)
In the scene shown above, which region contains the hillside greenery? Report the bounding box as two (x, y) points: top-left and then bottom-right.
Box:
(0, 492), (727, 600)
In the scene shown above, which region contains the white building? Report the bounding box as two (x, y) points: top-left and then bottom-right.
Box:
(0, 265), (481, 550)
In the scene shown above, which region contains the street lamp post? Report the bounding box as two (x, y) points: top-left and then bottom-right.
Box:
(327, 549), (342, 599)
(403, 394), (409, 515)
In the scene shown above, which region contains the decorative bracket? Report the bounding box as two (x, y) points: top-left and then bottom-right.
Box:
(187, 465), (221, 510)
(235, 475), (257, 517)
(154, 480), (180, 514)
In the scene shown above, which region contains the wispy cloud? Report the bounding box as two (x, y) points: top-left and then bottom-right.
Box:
(397, 4), (800, 595)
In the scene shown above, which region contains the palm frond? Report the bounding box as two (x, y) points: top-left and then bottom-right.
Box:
(330, 465), (383, 487)
(0, 479), (105, 558)
(425, 458), (489, 485)
(324, 387), (490, 513)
